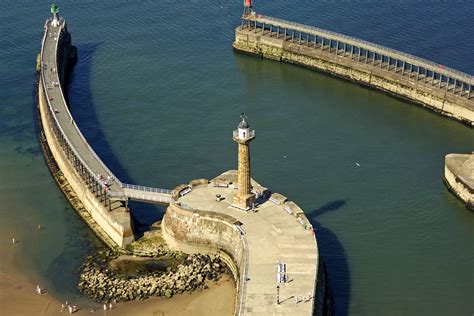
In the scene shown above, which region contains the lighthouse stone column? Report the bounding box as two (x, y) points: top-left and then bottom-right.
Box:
(232, 115), (256, 211)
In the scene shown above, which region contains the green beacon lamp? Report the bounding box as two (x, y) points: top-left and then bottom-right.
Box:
(51, 3), (60, 26)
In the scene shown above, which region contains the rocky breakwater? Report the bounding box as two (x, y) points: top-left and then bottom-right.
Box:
(78, 249), (229, 302)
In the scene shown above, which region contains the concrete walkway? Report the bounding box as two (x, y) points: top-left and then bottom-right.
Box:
(177, 173), (319, 316)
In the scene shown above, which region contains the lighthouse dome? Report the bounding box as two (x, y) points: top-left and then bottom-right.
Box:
(238, 119), (249, 129)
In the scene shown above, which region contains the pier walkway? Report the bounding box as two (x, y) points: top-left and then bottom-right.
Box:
(242, 14), (474, 99)
(172, 172), (321, 316)
(40, 19), (172, 210)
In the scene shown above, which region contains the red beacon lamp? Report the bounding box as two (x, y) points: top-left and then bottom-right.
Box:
(243, 0), (253, 17)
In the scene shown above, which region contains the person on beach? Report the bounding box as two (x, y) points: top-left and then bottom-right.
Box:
(103, 303), (107, 310)
(12, 238), (16, 244)
(68, 305), (72, 314)
(109, 302), (112, 310)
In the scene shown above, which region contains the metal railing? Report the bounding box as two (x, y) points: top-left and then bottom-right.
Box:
(41, 21), (123, 190)
(238, 232), (249, 316)
(122, 183), (172, 195)
(232, 129), (255, 141)
(41, 21), (175, 202)
(123, 192), (172, 203)
(248, 14), (474, 85)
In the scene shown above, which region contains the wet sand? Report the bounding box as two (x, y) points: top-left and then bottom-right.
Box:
(0, 271), (235, 315)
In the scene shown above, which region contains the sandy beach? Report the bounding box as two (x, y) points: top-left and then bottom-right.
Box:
(0, 270), (235, 316)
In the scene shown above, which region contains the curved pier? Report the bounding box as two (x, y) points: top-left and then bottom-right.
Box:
(234, 13), (474, 126)
(39, 17), (171, 247)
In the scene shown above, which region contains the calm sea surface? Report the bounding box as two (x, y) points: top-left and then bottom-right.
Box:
(1, 0), (473, 314)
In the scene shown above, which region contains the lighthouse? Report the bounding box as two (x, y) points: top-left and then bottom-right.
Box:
(51, 3), (60, 27)
(232, 114), (256, 211)
(243, 0), (253, 17)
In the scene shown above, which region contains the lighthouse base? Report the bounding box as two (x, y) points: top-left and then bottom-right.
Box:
(231, 194), (256, 211)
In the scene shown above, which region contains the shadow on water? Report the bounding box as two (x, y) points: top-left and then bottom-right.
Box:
(307, 200), (350, 316)
(67, 43), (164, 235)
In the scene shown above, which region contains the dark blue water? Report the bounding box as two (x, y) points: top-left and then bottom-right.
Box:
(1, 1), (473, 315)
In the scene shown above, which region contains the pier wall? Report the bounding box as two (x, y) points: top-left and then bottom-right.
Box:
(444, 154), (474, 210)
(233, 26), (474, 126)
(162, 202), (245, 315)
(38, 23), (133, 248)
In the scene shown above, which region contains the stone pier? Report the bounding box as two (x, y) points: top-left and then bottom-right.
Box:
(444, 153), (474, 210)
(162, 171), (328, 316)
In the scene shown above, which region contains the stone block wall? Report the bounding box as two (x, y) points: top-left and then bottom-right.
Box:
(162, 202), (245, 314)
(233, 28), (474, 126)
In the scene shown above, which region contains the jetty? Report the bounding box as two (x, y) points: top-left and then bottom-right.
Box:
(37, 5), (327, 315)
(233, 8), (474, 126)
(39, 10), (172, 247)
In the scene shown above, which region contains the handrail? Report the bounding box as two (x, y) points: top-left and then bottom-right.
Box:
(41, 22), (102, 188)
(238, 232), (249, 316)
(42, 21), (123, 188)
(122, 183), (172, 194)
(41, 20), (175, 203)
(248, 14), (474, 85)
